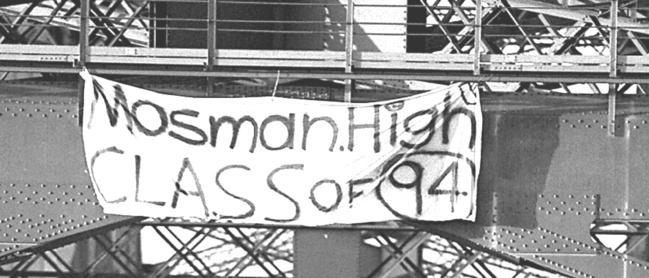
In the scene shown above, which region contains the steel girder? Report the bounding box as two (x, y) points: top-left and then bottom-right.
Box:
(2, 0), (649, 277)
(0, 80), (649, 277)
(0, 0), (647, 86)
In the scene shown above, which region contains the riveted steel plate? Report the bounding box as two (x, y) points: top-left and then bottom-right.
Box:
(0, 84), (138, 263)
(626, 116), (649, 219)
(3, 80), (649, 277)
(427, 94), (649, 278)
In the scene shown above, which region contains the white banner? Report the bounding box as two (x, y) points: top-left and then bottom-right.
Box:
(81, 71), (482, 226)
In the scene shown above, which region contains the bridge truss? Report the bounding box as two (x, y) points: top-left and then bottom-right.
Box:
(1, 0), (649, 277)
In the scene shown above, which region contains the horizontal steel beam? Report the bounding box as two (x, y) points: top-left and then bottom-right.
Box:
(136, 220), (419, 231)
(3, 45), (649, 74)
(2, 64), (648, 84)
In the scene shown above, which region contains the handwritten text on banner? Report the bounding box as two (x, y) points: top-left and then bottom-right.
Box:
(81, 71), (482, 225)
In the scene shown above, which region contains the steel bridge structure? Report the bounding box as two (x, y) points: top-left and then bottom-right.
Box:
(1, 0), (649, 277)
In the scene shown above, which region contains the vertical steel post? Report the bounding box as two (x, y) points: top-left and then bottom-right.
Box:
(78, 0), (90, 126)
(608, 0), (618, 136)
(344, 0), (355, 102)
(149, 2), (157, 47)
(79, 0), (90, 67)
(207, 0), (218, 96)
(473, 0), (482, 75)
(150, 2), (168, 47)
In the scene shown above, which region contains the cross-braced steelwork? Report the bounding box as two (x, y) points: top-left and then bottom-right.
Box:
(0, 220), (570, 277)
(414, 0), (649, 94)
(0, 0), (648, 84)
(591, 219), (649, 263)
(0, 0), (148, 46)
(0, 227), (142, 277)
(2, 1), (649, 278)
(142, 221), (293, 277)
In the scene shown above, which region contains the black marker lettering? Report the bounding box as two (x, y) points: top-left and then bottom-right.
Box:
(309, 180), (342, 212)
(384, 101), (404, 147)
(90, 81), (134, 132)
(442, 108), (476, 149)
(376, 151), (476, 220)
(89, 146), (127, 203)
(134, 155), (165, 206)
(169, 109), (208, 145)
(131, 100), (168, 136)
(459, 84), (477, 105)
(302, 115), (338, 151)
(171, 158), (209, 217)
(347, 178), (374, 205)
(209, 116), (258, 153)
(260, 114), (295, 150)
(265, 164), (302, 222)
(215, 165), (255, 219)
(388, 160), (425, 215)
(348, 105), (381, 152)
(427, 161), (459, 212)
(400, 108), (437, 149)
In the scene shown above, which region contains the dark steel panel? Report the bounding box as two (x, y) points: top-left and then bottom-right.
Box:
(294, 230), (363, 278)
(0, 0), (34, 7)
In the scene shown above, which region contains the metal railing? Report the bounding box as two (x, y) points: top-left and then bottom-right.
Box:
(0, 0), (648, 84)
